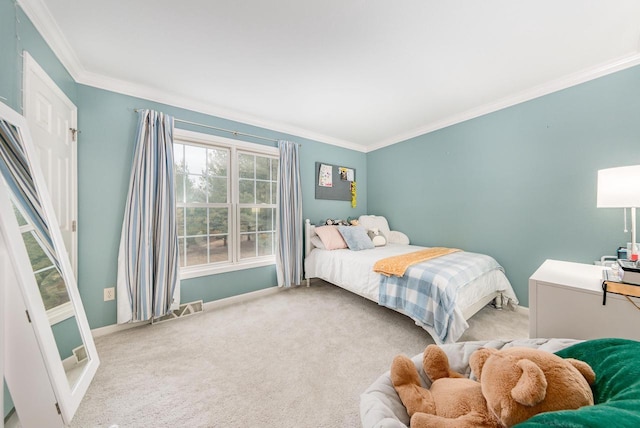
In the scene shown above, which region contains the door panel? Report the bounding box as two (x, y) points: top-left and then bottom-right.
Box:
(23, 52), (78, 277)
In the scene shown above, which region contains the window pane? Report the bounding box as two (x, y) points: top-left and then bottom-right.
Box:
(239, 153), (254, 179)
(176, 207), (185, 237)
(12, 202), (27, 226)
(258, 232), (274, 257)
(207, 177), (227, 203)
(239, 180), (254, 203)
(173, 143), (185, 204)
(185, 236), (207, 267)
(271, 159), (278, 181)
(185, 208), (207, 235)
(256, 156), (269, 180)
(257, 208), (273, 231)
(256, 181), (270, 204)
(209, 236), (229, 263)
(208, 208), (228, 235)
(240, 234), (257, 259)
(184, 145), (207, 175)
(178, 237), (185, 267)
(185, 174), (206, 203)
(239, 208), (256, 233)
(207, 148), (228, 177)
(22, 231), (54, 272)
(271, 182), (278, 204)
(175, 171), (185, 203)
(174, 143), (184, 167)
(35, 267), (69, 310)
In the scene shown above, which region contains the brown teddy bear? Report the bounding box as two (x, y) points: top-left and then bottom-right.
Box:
(391, 344), (595, 427)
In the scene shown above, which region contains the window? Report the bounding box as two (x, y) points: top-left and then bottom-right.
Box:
(173, 130), (278, 278)
(11, 199), (73, 324)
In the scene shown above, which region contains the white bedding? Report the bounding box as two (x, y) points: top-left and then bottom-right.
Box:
(304, 243), (518, 343)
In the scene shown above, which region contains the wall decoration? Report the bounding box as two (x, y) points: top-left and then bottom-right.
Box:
(339, 167), (354, 181)
(351, 181), (357, 208)
(315, 162), (355, 201)
(319, 163), (333, 187)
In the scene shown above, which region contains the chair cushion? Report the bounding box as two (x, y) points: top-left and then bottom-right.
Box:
(516, 338), (640, 427)
(360, 338), (582, 428)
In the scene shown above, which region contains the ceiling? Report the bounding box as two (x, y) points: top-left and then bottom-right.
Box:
(19, 0), (640, 152)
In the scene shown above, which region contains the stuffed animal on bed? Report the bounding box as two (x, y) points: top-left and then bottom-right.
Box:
(367, 227), (386, 246)
(391, 344), (595, 427)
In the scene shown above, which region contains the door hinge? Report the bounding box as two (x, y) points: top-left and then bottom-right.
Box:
(25, 310), (31, 323)
(72, 220), (77, 232)
(55, 402), (61, 415)
(70, 128), (79, 142)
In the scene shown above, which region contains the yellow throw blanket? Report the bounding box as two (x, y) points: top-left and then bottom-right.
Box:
(373, 247), (461, 277)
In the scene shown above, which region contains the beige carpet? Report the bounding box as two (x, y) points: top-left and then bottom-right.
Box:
(69, 281), (528, 428)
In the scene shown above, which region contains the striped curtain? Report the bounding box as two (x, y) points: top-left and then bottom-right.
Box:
(116, 110), (180, 323)
(0, 119), (58, 268)
(276, 140), (303, 287)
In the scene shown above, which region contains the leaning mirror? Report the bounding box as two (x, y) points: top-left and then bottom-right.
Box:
(0, 101), (99, 426)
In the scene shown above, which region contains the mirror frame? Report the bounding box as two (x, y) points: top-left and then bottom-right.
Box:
(0, 101), (99, 424)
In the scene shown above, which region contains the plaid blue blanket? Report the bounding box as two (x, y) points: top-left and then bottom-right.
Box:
(378, 251), (503, 343)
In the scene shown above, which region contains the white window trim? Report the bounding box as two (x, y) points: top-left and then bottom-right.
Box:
(18, 214), (74, 324)
(47, 301), (74, 325)
(174, 129), (278, 280)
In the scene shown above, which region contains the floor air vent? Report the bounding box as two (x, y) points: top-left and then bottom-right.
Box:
(154, 300), (204, 323)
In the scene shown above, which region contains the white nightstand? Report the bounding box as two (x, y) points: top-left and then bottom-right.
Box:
(529, 260), (640, 340)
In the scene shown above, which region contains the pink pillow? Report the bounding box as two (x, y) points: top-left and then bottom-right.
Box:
(314, 226), (348, 250)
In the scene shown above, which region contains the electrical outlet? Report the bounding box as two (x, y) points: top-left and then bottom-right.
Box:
(104, 287), (115, 301)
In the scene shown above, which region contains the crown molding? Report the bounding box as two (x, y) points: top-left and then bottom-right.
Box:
(17, 0), (85, 80)
(76, 69), (367, 152)
(368, 51), (640, 152)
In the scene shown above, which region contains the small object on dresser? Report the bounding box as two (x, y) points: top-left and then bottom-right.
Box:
(602, 268), (640, 305)
(618, 259), (640, 285)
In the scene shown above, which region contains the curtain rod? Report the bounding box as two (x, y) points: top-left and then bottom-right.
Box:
(133, 109), (301, 146)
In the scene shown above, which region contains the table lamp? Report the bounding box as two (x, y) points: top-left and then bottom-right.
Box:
(597, 165), (640, 261)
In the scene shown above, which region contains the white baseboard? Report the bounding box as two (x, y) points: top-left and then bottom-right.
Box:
(203, 286), (279, 311)
(91, 319), (151, 338)
(91, 286), (280, 338)
(515, 305), (530, 316)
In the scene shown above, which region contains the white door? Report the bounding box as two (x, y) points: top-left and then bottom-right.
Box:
(23, 52), (78, 277)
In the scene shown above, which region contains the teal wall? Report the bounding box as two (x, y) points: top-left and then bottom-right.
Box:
(3, 381), (12, 421)
(0, 0), (76, 111)
(367, 66), (640, 307)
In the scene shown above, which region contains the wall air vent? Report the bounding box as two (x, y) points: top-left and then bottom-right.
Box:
(154, 300), (204, 323)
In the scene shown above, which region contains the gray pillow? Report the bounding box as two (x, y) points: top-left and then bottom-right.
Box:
(337, 225), (375, 251)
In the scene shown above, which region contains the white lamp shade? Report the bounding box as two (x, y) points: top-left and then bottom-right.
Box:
(597, 165), (640, 208)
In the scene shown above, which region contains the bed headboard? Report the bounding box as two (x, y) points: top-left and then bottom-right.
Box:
(305, 219), (317, 258)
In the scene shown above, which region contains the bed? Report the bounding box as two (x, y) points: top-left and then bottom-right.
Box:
(303, 216), (518, 344)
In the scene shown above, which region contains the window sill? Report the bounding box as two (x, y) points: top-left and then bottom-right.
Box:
(179, 258), (276, 280)
(47, 301), (74, 325)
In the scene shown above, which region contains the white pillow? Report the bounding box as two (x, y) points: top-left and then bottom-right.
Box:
(388, 230), (410, 245)
(310, 236), (325, 249)
(358, 215), (391, 239)
(314, 226), (348, 250)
